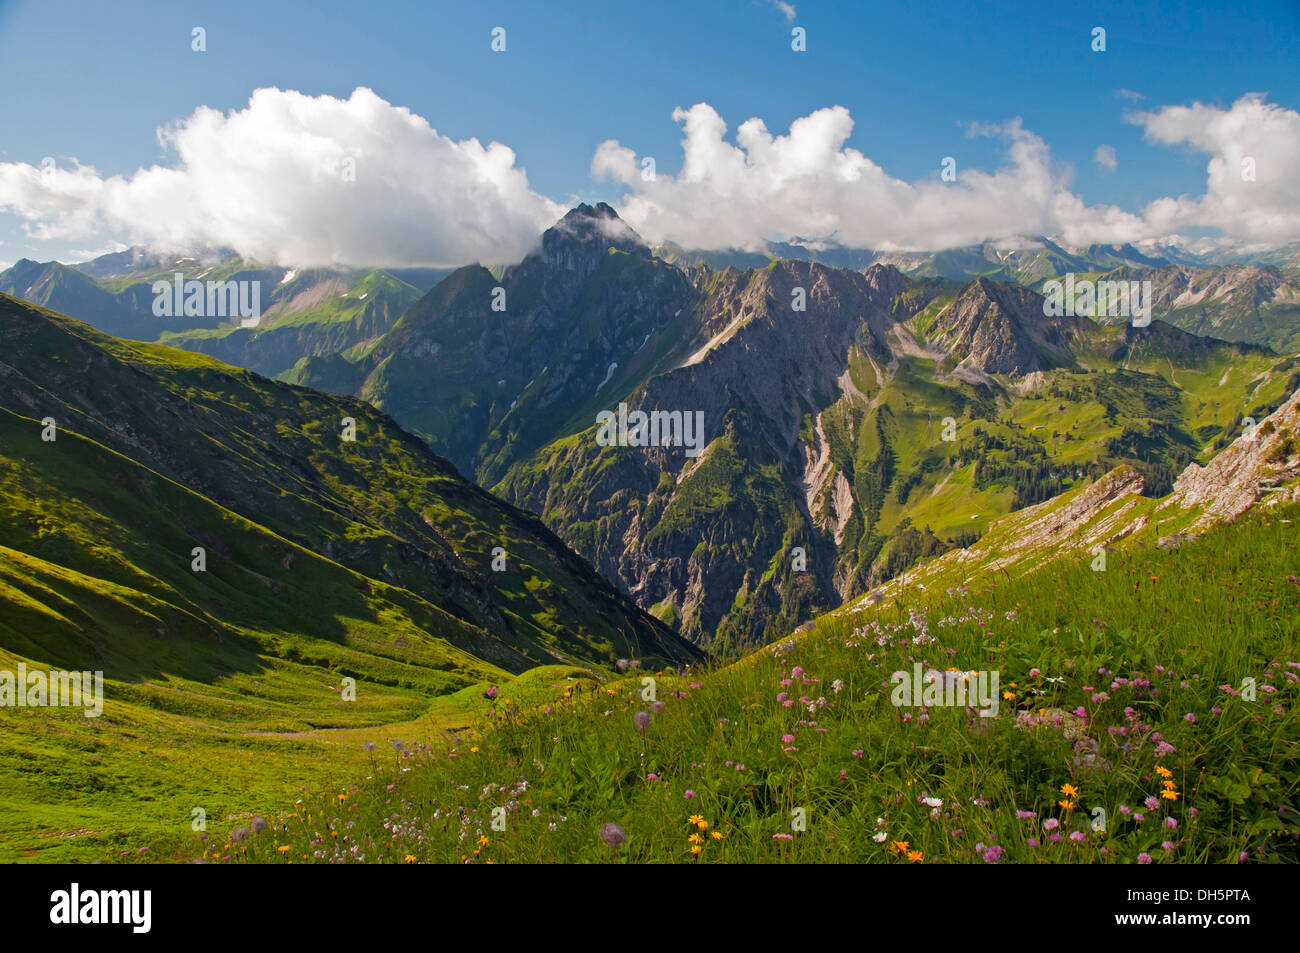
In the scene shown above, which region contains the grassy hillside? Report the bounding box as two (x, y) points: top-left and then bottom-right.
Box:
(0, 293), (698, 861)
(215, 503), (1300, 864)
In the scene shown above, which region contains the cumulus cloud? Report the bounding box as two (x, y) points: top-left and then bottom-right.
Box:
(1094, 144), (1118, 171)
(593, 103), (1151, 251)
(0, 87), (565, 268)
(594, 97), (1300, 251)
(1128, 93), (1300, 246)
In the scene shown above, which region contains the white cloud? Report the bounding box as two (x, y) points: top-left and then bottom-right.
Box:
(0, 87), (564, 268)
(1117, 89), (1145, 102)
(4, 90), (1298, 266)
(69, 240), (130, 263)
(1128, 93), (1300, 246)
(594, 103), (1150, 251)
(594, 97), (1300, 251)
(771, 1), (797, 22)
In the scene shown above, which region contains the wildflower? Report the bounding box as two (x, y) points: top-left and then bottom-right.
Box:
(773, 833), (794, 841)
(684, 790), (695, 799)
(1164, 817), (1178, 829)
(872, 831), (888, 843)
(688, 833), (703, 844)
(1061, 783), (1079, 799)
(1043, 818), (1060, 832)
(599, 823), (626, 848)
(646, 773), (658, 781)
(891, 840), (910, 854)
(696, 819), (709, 832)
(1069, 831), (1086, 843)
(651, 700), (666, 715)
(907, 850), (923, 863)
(1160, 788), (1179, 801)
(1137, 852), (1153, 864)
(277, 845), (291, 854)
(404, 855), (416, 864)
(982, 845), (1002, 863)
(831, 679), (844, 694)
(781, 734), (796, 744)
(1144, 796), (1159, 810)
(711, 831), (723, 841)
(634, 711), (652, 732)
(688, 814), (704, 826)
(337, 794), (347, 803)
(485, 685), (499, 700)
(470, 746), (479, 753)
(477, 836), (489, 848)
(1015, 810), (1036, 820)
(1059, 800), (1075, 811)
(690, 844), (702, 856)
(250, 817), (268, 834)
(851, 749), (864, 759)
(1155, 765), (1172, 779)
(1184, 713), (1196, 723)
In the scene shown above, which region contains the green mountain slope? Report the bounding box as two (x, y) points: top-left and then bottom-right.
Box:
(0, 292), (699, 859)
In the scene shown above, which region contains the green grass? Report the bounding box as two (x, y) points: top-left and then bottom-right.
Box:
(217, 504), (1300, 864)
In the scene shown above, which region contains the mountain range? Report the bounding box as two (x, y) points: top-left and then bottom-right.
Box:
(4, 205), (1300, 652)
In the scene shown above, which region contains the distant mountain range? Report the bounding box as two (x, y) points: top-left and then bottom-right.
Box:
(280, 205), (1299, 651)
(0, 251), (454, 380)
(5, 207), (1300, 651)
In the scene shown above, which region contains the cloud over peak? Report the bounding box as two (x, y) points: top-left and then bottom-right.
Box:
(0, 87), (564, 268)
(2, 89), (1297, 266)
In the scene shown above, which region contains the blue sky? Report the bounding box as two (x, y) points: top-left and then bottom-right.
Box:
(1, 0), (1298, 267)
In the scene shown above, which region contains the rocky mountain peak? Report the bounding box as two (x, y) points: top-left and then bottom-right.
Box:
(538, 203), (651, 272)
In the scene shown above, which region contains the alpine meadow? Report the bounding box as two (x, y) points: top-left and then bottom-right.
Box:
(0, 0), (1296, 893)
